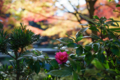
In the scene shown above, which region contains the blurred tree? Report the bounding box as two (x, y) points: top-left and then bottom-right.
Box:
(1, 0), (120, 45)
(1, 0), (57, 33)
(50, 0), (120, 42)
(94, 0), (120, 18)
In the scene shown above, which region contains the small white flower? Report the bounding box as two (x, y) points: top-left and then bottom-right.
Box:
(32, 56), (37, 61)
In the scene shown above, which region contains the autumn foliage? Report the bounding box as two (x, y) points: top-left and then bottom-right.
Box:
(0, 0), (120, 40)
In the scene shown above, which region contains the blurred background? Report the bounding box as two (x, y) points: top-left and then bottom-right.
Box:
(0, 0), (120, 48)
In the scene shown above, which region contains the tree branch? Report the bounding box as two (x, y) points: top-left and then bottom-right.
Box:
(67, 0), (84, 28)
(24, 7), (80, 23)
(6, 52), (15, 59)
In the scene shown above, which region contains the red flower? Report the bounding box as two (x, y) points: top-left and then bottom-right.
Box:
(55, 51), (68, 64)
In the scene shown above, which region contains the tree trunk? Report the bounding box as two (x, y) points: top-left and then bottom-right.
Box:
(15, 51), (20, 80)
(86, 0), (97, 41)
(16, 60), (20, 80)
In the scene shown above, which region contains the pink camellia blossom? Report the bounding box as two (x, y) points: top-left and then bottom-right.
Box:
(55, 51), (68, 64)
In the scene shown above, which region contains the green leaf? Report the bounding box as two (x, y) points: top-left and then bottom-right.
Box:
(91, 58), (105, 70)
(76, 34), (83, 42)
(67, 43), (77, 47)
(89, 26), (99, 31)
(20, 23), (23, 27)
(116, 4), (120, 7)
(112, 30), (120, 33)
(111, 23), (119, 27)
(47, 67), (72, 77)
(80, 27), (88, 33)
(105, 20), (120, 27)
(85, 52), (93, 64)
(34, 61), (40, 74)
(8, 65), (13, 69)
(93, 44), (99, 52)
(0, 22), (3, 29)
(93, 15), (99, 19)
(28, 60), (34, 70)
(111, 45), (120, 56)
(73, 72), (78, 80)
(76, 45), (83, 56)
(85, 44), (92, 51)
(100, 17), (107, 23)
(50, 59), (59, 68)
(57, 37), (73, 44)
(76, 31), (81, 38)
(84, 68), (100, 77)
(107, 30), (116, 38)
(109, 28), (120, 31)
(91, 34), (100, 40)
(76, 62), (81, 72)
(97, 52), (106, 63)
(103, 61), (109, 69)
(91, 78), (97, 80)
(69, 57), (77, 71)
(80, 14), (97, 24)
(116, 58), (120, 65)
(105, 69), (117, 75)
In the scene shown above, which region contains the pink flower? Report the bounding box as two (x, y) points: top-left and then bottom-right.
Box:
(55, 51), (68, 64)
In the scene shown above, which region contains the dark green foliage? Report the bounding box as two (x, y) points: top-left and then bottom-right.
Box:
(49, 16), (120, 80)
(0, 23), (40, 80)
(0, 30), (8, 53)
(1, 15), (120, 80)
(76, 45), (83, 56)
(50, 59), (59, 69)
(47, 67), (72, 77)
(9, 27), (39, 51)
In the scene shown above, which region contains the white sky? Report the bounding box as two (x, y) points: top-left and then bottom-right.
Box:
(55, 0), (86, 11)
(55, 0), (86, 16)
(55, 0), (119, 16)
